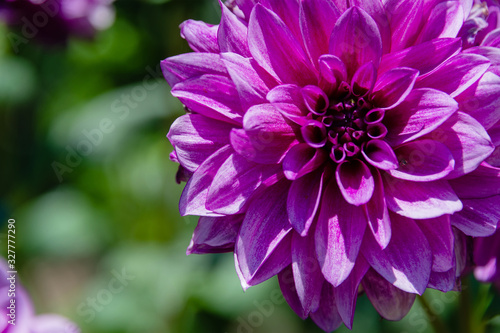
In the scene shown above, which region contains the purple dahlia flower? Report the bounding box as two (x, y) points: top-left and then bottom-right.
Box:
(162, 0), (499, 329)
(0, 258), (80, 333)
(0, 0), (115, 45)
(460, 0), (500, 48)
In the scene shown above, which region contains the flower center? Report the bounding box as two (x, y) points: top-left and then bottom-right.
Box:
(300, 84), (387, 164)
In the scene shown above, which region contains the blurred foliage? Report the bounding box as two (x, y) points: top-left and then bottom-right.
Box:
(1, 1), (500, 332)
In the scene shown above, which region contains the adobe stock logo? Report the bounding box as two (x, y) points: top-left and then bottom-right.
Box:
(76, 268), (135, 323)
(5, 0), (61, 53)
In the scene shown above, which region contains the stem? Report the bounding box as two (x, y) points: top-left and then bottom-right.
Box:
(418, 294), (450, 333)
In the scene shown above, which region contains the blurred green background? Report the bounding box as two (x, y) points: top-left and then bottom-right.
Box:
(2, 1), (500, 332)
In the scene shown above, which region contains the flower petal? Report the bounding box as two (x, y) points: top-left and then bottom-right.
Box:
(384, 88), (458, 146)
(350, 0), (391, 53)
(292, 231), (325, 314)
(334, 256), (370, 329)
(288, 168), (324, 236)
(221, 53), (269, 111)
(299, 0), (341, 66)
(310, 283), (343, 332)
(232, 104), (297, 164)
(451, 195), (500, 237)
(206, 153), (282, 214)
(362, 139), (398, 170)
(482, 28), (500, 48)
(336, 159), (375, 206)
(218, 1), (250, 56)
(329, 6), (382, 78)
(383, 176), (462, 219)
(362, 268), (416, 320)
(384, 0), (423, 52)
(430, 112), (495, 179)
(378, 38), (461, 76)
(180, 19), (219, 53)
(168, 114), (235, 173)
(372, 67), (419, 109)
(235, 181), (292, 289)
(362, 213), (432, 295)
(171, 74), (243, 125)
(456, 72), (500, 130)
(474, 230), (500, 282)
(278, 265), (308, 319)
(388, 139), (455, 182)
(428, 269), (457, 293)
(417, 1), (464, 43)
(363, 169), (391, 249)
(187, 215), (243, 254)
(415, 53), (490, 97)
(351, 61), (377, 97)
(248, 4), (316, 86)
(450, 163), (500, 199)
(179, 145), (232, 216)
(416, 215), (454, 272)
(283, 144), (327, 180)
(161, 53), (227, 87)
(316, 181), (367, 287)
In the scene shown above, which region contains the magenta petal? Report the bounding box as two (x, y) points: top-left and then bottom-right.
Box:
(351, 61), (377, 97)
(416, 54), (490, 97)
(362, 139), (398, 171)
(283, 143), (327, 180)
(261, 0), (302, 45)
(180, 20), (219, 53)
(474, 230), (500, 282)
(482, 28), (500, 48)
(235, 181), (292, 289)
(432, 112), (495, 179)
(383, 176), (462, 219)
(168, 114), (234, 172)
(267, 84), (306, 107)
(292, 232), (325, 314)
(336, 159), (375, 206)
(363, 169), (391, 249)
(301, 85), (329, 115)
(428, 269), (457, 293)
(362, 213), (432, 294)
(235, 0), (256, 20)
(221, 53), (269, 111)
(384, 0), (424, 52)
(161, 53), (227, 87)
(218, 1), (250, 56)
(299, 0), (341, 66)
(350, 0), (391, 53)
(334, 256), (370, 329)
(172, 74), (243, 125)
(278, 265), (308, 319)
(206, 154), (282, 214)
(416, 215), (454, 273)
(329, 6), (382, 78)
(362, 269), (416, 320)
(450, 163), (500, 199)
(456, 72), (500, 130)
(388, 139), (455, 182)
(318, 54), (348, 95)
(310, 283), (343, 332)
(179, 146), (232, 216)
(451, 195), (500, 237)
(371, 67), (419, 109)
(378, 38), (461, 76)
(316, 181), (367, 287)
(248, 4), (316, 86)
(288, 169), (324, 236)
(417, 1), (464, 43)
(384, 88), (458, 146)
(187, 215), (243, 254)
(232, 104), (297, 164)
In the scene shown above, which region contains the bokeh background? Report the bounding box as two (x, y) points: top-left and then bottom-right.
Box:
(1, 0), (500, 332)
